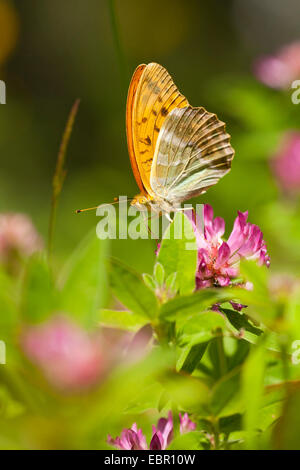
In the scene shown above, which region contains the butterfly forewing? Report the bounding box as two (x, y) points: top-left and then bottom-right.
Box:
(128, 63), (189, 195)
(126, 64), (147, 193)
(150, 106), (234, 203)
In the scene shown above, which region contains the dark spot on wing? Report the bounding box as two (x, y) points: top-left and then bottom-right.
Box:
(152, 110), (157, 116)
(143, 157), (153, 168)
(154, 126), (160, 132)
(142, 117), (147, 123)
(139, 136), (152, 146)
(161, 107), (168, 116)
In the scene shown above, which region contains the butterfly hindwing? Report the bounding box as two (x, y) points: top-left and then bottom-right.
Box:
(150, 106), (234, 203)
(127, 63), (189, 195)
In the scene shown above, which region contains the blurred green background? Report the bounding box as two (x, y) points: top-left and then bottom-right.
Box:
(0, 0), (299, 273)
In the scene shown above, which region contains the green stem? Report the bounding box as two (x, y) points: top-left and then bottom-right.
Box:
(216, 328), (227, 377)
(107, 0), (128, 91)
(48, 195), (57, 263)
(211, 417), (220, 450)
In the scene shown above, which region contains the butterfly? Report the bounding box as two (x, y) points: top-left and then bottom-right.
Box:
(126, 62), (234, 214)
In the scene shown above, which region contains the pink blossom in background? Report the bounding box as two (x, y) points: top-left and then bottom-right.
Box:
(187, 205), (270, 290)
(254, 41), (300, 89)
(269, 274), (300, 300)
(271, 132), (300, 194)
(179, 412), (196, 434)
(0, 213), (43, 263)
(22, 315), (104, 391)
(108, 411), (196, 450)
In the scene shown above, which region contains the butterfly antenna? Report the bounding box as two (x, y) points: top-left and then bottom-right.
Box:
(76, 206), (100, 214)
(75, 197), (134, 214)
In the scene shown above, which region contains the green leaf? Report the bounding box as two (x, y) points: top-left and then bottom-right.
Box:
(210, 369), (241, 416)
(227, 339), (250, 371)
(257, 402), (282, 432)
(59, 232), (109, 327)
(208, 336), (228, 380)
(177, 342), (208, 373)
(219, 413), (243, 434)
(109, 258), (159, 320)
(165, 272), (177, 292)
(153, 262), (165, 286)
(142, 273), (156, 291)
(157, 213), (197, 295)
(21, 254), (57, 324)
(221, 308), (263, 336)
(98, 309), (147, 331)
(242, 342), (266, 449)
(178, 312), (227, 347)
(159, 289), (232, 321)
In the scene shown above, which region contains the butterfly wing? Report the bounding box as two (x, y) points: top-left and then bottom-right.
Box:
(126, 64), (146, 193)
(150, 106), (234, 203)
(126, 63), (189, 195)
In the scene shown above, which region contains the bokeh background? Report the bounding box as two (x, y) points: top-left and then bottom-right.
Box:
(1, 0), (300, 273)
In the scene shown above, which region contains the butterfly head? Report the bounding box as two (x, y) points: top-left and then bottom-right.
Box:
(131, 192), (178, 214)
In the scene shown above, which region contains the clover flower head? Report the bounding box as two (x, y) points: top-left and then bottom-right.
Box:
(254, 41), (300, 89)
(108, 411), (196, 450)
(22, 315), (103, 391)
(271, 132), (300, 195)
(108, 423), (148, 450)
(187, 204), (270, 290)
(0, 213), (43, 264)
(179, 412), (197, 434)
(150, 411), (173, 450)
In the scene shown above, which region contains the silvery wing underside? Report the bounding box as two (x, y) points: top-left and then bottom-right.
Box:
(150, 106), (234, 204)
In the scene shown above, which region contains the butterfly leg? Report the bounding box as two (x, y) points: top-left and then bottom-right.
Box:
(174, 206), (194, 212)
(164, 212), (173, 223)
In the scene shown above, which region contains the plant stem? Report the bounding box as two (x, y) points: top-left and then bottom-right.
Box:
(48, 99), (80, 262)
(211, 417), (220, 450)
(216, 328), (227, 376)
(107, 0), (128, 91)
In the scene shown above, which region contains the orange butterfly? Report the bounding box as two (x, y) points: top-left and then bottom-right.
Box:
(126, 63), (234, 213)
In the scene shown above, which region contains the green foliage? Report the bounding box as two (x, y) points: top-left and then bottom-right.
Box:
(21, 254), (57, 324)
(159, 289), (231, 320)
(59, 232), (109, 327)
(98, 309), (147, 331)
(157, 213), (197, 295)
(1, 208), (300, 451)
(242, 341), (266, 448)
(109, 257), (159, 320)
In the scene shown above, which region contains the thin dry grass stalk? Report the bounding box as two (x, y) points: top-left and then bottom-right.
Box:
(48, 99), (80, 260)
